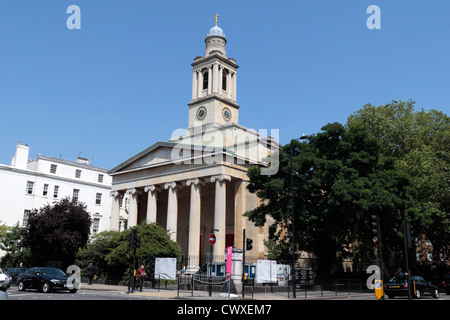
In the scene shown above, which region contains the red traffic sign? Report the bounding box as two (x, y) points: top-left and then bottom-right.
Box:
(209, 233), (216, 245)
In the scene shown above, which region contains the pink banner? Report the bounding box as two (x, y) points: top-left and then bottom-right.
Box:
(226, 246), (232, 274)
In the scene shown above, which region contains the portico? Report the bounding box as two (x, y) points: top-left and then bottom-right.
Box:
(109, 142), (256, 260)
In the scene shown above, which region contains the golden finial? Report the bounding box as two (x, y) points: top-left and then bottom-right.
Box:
(213, 13), (220, 26)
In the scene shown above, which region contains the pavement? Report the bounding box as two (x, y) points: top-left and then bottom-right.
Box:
(80, 282), (375, 300)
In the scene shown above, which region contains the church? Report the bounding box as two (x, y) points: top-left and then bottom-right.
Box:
(108, 16), (279, 268)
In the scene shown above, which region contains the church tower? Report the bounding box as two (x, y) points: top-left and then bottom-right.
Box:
(187, 14), (239, 132)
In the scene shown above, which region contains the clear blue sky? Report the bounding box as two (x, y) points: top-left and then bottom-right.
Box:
(1, 0), (449, 170)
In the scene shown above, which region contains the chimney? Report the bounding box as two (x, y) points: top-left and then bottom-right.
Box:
(12, 142), (30, 169)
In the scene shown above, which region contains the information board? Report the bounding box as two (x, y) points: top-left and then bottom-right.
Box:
(154, 257), (177, 280)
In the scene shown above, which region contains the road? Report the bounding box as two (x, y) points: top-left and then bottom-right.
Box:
(6, 286), (153, 300)
(5, 285), (450, 301)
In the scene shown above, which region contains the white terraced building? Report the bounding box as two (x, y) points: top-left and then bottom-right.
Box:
(0, 143), (114, 243)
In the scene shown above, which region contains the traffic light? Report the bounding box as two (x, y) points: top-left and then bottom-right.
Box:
(246, 238), (253, 251)
(135, 235), (141, 248)
(370, 215), (379, 242)
(128, 228), (136, 248)
(128, 228), (140, 249)
(404, 222), (414, 249)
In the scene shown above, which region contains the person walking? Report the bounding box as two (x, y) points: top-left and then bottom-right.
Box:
(136, 265), (146, 292)
(87, 263), (96, 285)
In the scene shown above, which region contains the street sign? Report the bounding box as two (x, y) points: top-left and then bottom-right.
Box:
(374, 279), (384, 300)
(209, 233), (216, 245)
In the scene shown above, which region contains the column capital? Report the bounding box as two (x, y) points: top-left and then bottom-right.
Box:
(186, 178), (206, 186)
(144, 185), (161, 193)
(126, 187), (142, 195)
(110, 190), (123, 198)
(164, 181), (179, 190)
(210, 174), (231, 183)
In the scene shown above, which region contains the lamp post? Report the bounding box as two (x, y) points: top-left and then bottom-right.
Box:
(290, 134), (310, 298)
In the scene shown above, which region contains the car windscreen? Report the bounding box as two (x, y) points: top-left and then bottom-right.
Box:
(388, 276), (406, 283)
(40, 268), (66, 276)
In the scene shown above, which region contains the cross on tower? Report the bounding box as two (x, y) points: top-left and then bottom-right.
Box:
(213, 13), (220, 26)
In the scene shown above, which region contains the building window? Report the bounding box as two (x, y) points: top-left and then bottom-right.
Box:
(26, 181), (34, 195)
(50, 164), (57, 174)
(53, 185), (59, 198)
(222, 69), (228, 91)
(23, 209), (31, 227)
(43, 184), (49, 196)
(73, 189), (80, 202)
(96, 193), (102, 205)
(92, 217), (100, 233)
(75, 169), (82, 178)
(98, 174), (104, 183)
(202, 70), (209, 90)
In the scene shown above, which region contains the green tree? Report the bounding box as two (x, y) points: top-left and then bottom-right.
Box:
(245, 123), (418, 277)
(76, 223), (180, 281)
(347, 100), (449, 260)
(0, 223), (31, 269)
(21, 197), (92, 268)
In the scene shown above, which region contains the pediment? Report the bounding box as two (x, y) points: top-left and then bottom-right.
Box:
(108, 141), (263, 176)
(109, 142), (178, 174)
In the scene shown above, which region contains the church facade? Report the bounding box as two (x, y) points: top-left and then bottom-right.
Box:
(108, 18), (279, 267)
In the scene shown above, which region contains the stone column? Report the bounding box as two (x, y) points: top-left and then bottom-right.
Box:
(144, 185), (159, 224)
(165, 182), (179, 242)
(234, 180), (247, 248)
(207, 66), (212, 95)
(218, 66), (223, 95)
(227, 72), (232, 100)
(211, 174), (231, 257)
(126, 188), (141, 228)
(198, 71), (203, 97)
(192, 70), (198, 99)
(212, 64), (219, 94)
(187, 178), (204, 260)
(110, 191), (122, 231)
(232, 72), (237, 101)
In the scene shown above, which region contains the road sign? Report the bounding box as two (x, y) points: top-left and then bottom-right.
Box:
(374, 279), (384, 300)
(209, 233), (216, 245)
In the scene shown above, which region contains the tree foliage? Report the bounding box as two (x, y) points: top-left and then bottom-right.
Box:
(245, 123), (418, 276)
(21, 197), (92, 267)
(0, 223), (31, 269)
(347, 100), (449, 258)
(76, 223), (180, 281)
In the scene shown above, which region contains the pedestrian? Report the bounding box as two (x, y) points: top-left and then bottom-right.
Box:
(87, 263), (96, 285)
(136, 265), (146, 292)
(395, 268), (405, 280)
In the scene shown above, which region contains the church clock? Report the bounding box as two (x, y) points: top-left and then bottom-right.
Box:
(222, 107), (231, 122)
(196, 106), (207, 121)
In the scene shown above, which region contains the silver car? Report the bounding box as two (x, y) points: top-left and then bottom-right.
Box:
(0, 268), (11, 291)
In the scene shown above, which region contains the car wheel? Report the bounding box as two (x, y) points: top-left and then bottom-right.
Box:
(432, 288), (439, 298)
(42, 282), (52, 293)
(18, 281), (26, 291)
(69, 288), (77, 293)
(415, 289), (421, 299)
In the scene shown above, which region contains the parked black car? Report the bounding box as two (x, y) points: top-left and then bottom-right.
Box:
(17, 267), (78, 293)
(384, 275), (439, 299)
(5, 268), (26, 284)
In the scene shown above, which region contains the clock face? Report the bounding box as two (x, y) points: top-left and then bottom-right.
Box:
(222, 107), (231, 122)
(196, 106), (207, 121)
